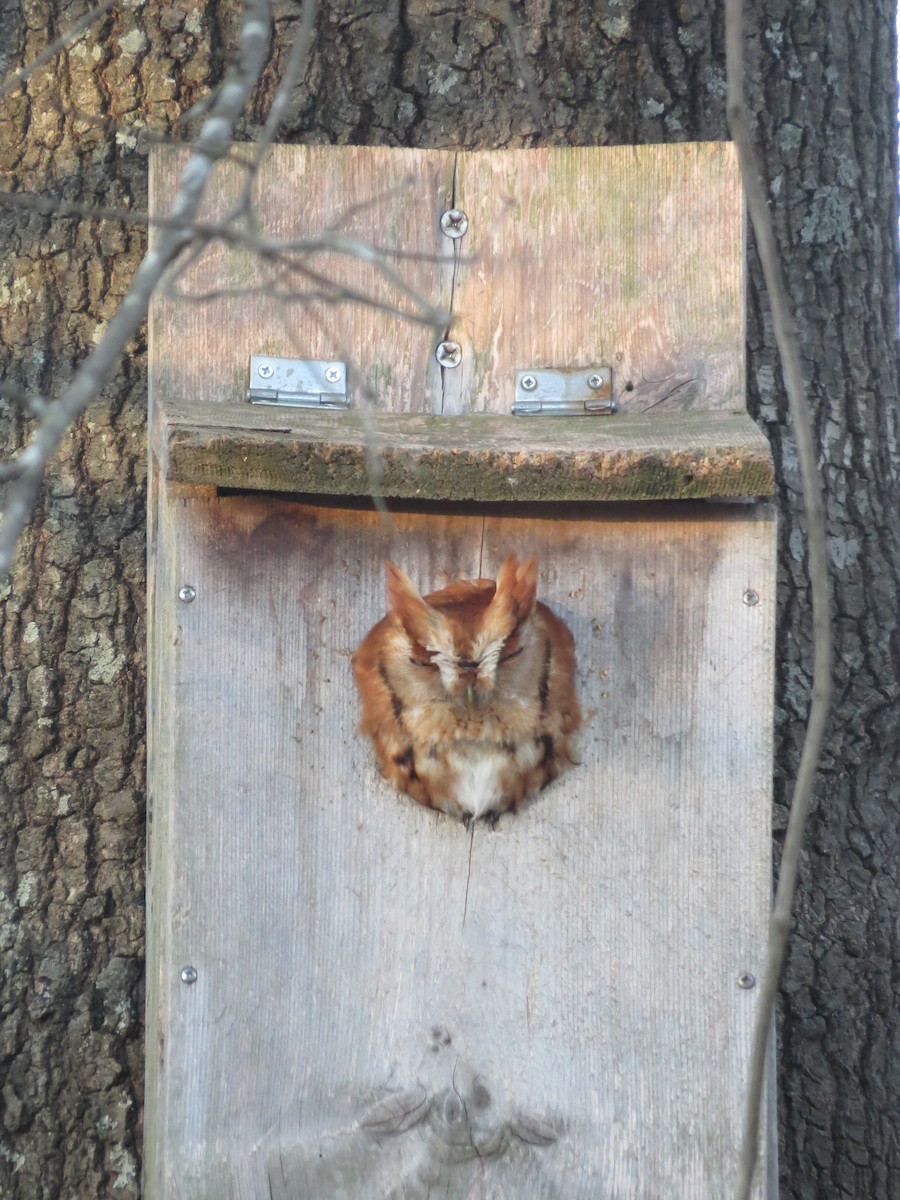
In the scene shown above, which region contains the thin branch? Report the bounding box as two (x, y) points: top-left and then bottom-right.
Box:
(0, 0), (116, 103)
(0, 0), (275, 578)
(168, 276), (447, 328)
(272, 303), (391, 524)
(174, 86), (221, 131)
(726, 2), (834, 1197)
(300, 236), (449, 325)
(0, 380), (48, 418)
(231, 0), (319, 218)
(499, 0), (545, 137)
(320, 176), (416, 236)
(0, 188), (462, 268)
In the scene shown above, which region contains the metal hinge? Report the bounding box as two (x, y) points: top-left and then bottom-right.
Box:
(512, 367), (616, 415)
(246, 356), (350, 408)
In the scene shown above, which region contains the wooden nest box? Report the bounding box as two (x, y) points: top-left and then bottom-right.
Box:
(147, 143), (776, 1198)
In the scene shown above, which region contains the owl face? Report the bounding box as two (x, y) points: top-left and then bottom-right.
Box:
(386, 557), (539, 710)
(412, 613), (528, 707)
(353, 554), (580, 822)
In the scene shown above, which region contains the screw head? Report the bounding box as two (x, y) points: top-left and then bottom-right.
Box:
(743, 589), (760, 607)
(737, 972), (757, 990)
(440, 208), (469, 238)
(587, 373), (605, 389)
(520, 374), (538, 392)
(178, 585), (196, 604)
(324, 365), (342, 383)
(181, 966), (198, 985)
(436, 340), (462, 368)
(257, 362), (274, 379)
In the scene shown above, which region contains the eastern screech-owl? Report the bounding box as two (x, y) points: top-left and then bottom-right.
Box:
(352, 555), (581, 825)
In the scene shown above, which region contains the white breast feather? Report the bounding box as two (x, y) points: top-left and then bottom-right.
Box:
(448, 747), (507, 818)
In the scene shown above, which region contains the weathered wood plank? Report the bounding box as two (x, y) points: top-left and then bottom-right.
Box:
(144, 470), (193, 1194)
(149, 144), (742, 419)
(149, 147), (456, 414)
(147, 142), (773, 1200)
(444, 143), (744, 416)
(156, 403), (774, 500)
(146, 494), (774, 1199)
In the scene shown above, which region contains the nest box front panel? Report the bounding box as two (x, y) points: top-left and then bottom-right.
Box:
(146, 141), (774, 1198)
(146, 492), (774, 1199)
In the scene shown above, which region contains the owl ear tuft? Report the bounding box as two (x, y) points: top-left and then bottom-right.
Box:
(386, 562), (444, 648)
(484, 554), (538, 637)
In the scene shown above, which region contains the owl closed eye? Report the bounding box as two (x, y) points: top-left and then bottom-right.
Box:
(352, 554), (581, 826)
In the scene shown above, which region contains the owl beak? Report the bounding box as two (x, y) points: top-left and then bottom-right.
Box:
(466, 681), (476, 707)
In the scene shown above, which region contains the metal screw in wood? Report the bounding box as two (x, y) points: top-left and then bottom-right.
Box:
(440, 209), (468, 238)
(435, 341), (462, 368)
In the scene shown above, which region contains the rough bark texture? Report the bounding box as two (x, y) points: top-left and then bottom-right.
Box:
(0, 1), (897, 1197)
(744, 5), (900, 1196)
(0, 3), (222, 1194)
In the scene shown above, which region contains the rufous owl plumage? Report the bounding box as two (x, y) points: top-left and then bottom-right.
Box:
(352, 555), (581, 825)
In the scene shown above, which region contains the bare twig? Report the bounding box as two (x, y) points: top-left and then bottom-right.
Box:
(168, 275), (446, 328)
(0, 188), (464, 266)
(272, 305), (391, 524)
(1, 0), (431, 574)
(0, 0), (116, 103)
(320, 177), (416, 236)
(0, 0), (275, 578)
(725, 2), (834, 1197)
(499, 0), (545, 136)
(0, 183), (466, 325)
(0, 381), (47, 418)
(165, 230), (448, 325)
(231, 0), (319, 217)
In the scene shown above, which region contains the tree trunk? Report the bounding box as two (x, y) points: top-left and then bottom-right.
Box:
(744, 5), (900, 1195)
(0, 2), (896, 1197)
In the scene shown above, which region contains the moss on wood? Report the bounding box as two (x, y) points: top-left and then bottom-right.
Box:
(158, 405), (774, 502)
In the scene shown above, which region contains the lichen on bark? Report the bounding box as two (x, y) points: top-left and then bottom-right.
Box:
(1, 1), (899, 1197)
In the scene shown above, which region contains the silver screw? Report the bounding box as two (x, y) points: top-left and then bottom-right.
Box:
(737, 972), (756, 990)
(181, 966), (198, 985)
(178, 585), (196, 604)
(521, 374), (538, 392)
(257, 362), (274, 379)
(324, 365), (342, 383)
(436, 340), (462, 368)
(440, 208), (469, 238)
(743, 589), (760, 607)
(588, 373), (605, 389)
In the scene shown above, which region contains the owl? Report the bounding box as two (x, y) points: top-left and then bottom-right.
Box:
(352, 554), (581, 825)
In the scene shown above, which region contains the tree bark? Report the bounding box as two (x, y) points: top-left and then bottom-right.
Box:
(743, 4), (900, 1195)
(0, 2), (225, 1194)
(0, 1), (897, 1197)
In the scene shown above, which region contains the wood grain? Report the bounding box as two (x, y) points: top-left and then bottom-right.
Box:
(149, 144), (742, 420)
(149, 147), (456, 414)
(445, 144), (743, 416)
(146, 494), (775, 1199)
(156, 402), (774, 501)
(146, 141), (773, 1199)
